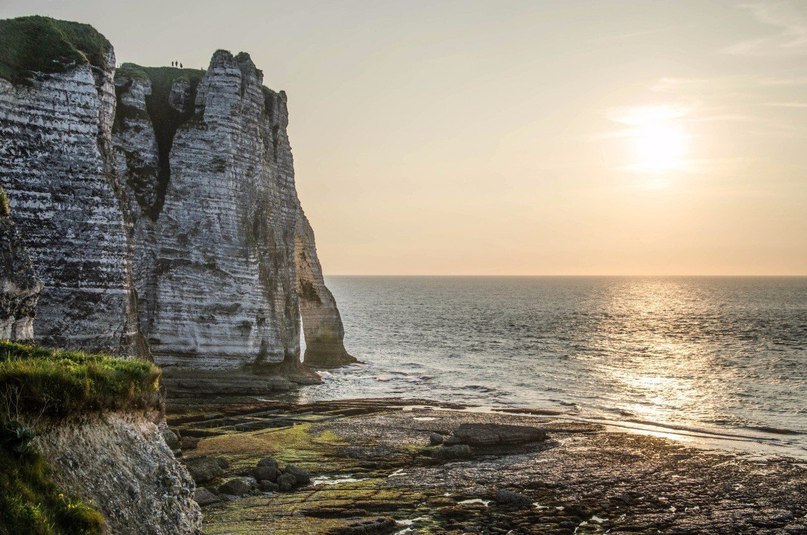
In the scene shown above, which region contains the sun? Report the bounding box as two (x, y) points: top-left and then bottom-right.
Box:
(623, 106), (690, 174)
(631, 121), (689, 173)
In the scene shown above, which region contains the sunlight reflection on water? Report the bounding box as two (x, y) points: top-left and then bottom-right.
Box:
(292, 276), (807, 456)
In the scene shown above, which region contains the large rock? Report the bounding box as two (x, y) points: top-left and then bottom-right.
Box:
(0, 17), (146, 357)
(0, 190), (42, 340)
(112, 50), (353, 388)
(450, 423), (547, 447)
(193, 487), (220, 506)
(0, 16), (353, 388)
(283, 463), (311, 486)
(33, 412), (201, 534)
(218, 477), (256, 496)
(183, 456), (225, 484)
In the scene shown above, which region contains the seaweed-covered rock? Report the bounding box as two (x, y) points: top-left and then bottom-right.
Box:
(283, 464), (311, 486)
(451, 423), (547, 447)
(183, 456), (225, 484)
(253, 465), (280, 483)
(277, 472), (296, 492)
(218, 477), (256, 496)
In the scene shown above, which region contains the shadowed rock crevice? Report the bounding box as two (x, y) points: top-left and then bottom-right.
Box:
(113, 64), (204, 220)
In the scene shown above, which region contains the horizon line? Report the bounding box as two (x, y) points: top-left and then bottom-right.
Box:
(323, 273), (807, 278)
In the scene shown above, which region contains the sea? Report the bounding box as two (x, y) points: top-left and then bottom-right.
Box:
(293, 276), (807, 458)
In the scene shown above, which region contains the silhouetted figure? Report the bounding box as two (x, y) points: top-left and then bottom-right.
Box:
(180, 63), (183, 68)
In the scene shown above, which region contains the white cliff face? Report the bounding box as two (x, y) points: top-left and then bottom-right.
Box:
(296, 209), (357, 368)
(114, 51), (352, 385)
(0, 194), (42, 340)
(1, 16), (352, 388)
(0, 50), (145, 357)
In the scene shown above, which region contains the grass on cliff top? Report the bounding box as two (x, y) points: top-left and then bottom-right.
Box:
(0, 341), (161, 419)
(0, 16), (112, 85)
(0, 446), (104, 535)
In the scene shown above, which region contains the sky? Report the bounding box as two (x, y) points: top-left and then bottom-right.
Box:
(2, 0), (805, 275)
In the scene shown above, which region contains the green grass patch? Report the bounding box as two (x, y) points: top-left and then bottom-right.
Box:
(0, 341), (161, 418)
(0, 444), (104, 535)
(0, 342), (161, 533)
(0, 16), (112, 85)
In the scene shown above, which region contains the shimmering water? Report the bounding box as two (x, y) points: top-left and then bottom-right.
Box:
(295, 277), (807, 456)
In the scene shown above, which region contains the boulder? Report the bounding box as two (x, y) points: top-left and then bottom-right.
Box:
(258, 480), (279, 492)
(181, 436), (200, 450)
(283, 464), (311, 486)
(218, 477), (256, 496)
(451, 423), (547, 447)
(193, 487), (220, 506)
(160, 426), (181, 450)
(257, 457), (279, 470)
(429, 433), (444, 446)
(434, 444), (473, 460)
(493, 489), (533, 509)
(184, 456), (225, 484)
(277, 473), (296, 492)
(253, 465), (280, 483)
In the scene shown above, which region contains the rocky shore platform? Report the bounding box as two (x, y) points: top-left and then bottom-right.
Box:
(166, 398), (806, 534)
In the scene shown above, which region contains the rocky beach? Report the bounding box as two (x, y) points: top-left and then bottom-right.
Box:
(167, 398), (807, 534)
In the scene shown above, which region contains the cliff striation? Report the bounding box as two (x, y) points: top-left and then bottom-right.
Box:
(0, 189), (42, 340)
(0, 17), (146, 358)
(0, 16), (354, 392)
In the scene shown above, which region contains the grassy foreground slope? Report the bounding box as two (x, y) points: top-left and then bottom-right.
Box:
(0, 342), (161, 534)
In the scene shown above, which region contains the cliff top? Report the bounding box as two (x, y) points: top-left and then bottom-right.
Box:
(0, 341), (161, 418)
(0, 15), (112, 85)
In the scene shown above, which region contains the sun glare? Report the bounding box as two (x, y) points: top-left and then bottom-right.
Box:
(608, 104), (692, 176)
(625, 106), (690, 174)
(631, 121), (688, 173)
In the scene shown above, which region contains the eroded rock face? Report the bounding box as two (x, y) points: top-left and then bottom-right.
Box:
(0, 15), (352, 385)
(34, 412), (202, 535)
(295, 209), (356, 368)
(0, 42), (146, 357)
(0, 193), (42, 340)
(114, 51), (352, 383)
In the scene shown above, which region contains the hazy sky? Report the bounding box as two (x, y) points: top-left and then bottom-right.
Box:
(2, 0), (806, 275)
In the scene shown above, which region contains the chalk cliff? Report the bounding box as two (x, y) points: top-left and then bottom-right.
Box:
(0, 189), (42, 340)
(0, 17), (146, 357)
(0, 16), (354, 388)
